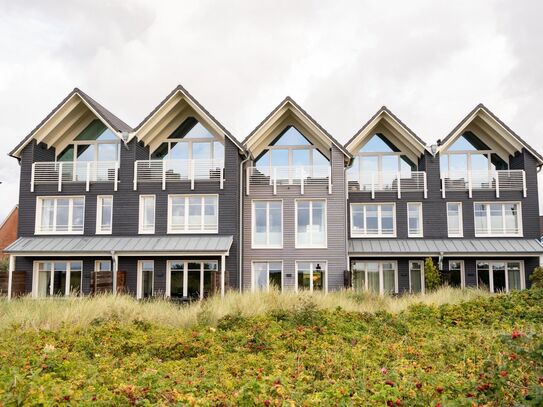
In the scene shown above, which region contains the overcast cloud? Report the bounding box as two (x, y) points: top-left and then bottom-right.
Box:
(1, 0), (542, 221)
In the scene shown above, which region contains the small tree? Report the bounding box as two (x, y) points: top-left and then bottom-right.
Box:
(529, 266), (543, 288)
(424, 257), (441, 292)
(0, 259), (7, 273)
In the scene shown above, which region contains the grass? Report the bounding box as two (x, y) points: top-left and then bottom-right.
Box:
(0, 286), (492, 330)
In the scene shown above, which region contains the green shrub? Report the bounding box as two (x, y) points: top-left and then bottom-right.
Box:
(529, 266), (543, 288)
(0, 259), (7, 273)
(424, 257), (441, 291)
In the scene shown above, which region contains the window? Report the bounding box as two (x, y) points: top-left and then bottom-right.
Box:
(351, 203), (396, 237)
(447, 203), (463, 237)
(296, 200), (327, 248)
(252, 262), (283, 291)
(96, 196), (113, 234)
(351, 261), (397, 295)
(474, 202), (521, 236)
(252, 201), (282, 248)
(166, 260), (219, 299)
(137, 260), (154, 299)
(168, 195), (218, 233)
(139, 195), (155, 234)
(409, 261), (424, 293)
(444, 261), (465, 288)
(36, 196), (85, 234)
(296, 261), (326, 292)
(407, 203), (423, 237)
(34, 261), (82, 297)
(476, 261), (524, 293)
(95, 260), (111, 272)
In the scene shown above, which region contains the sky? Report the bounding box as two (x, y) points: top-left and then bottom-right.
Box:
(1, 0), (542, 221)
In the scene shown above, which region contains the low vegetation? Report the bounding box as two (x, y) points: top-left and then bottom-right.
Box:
(0, 288), (542, 405)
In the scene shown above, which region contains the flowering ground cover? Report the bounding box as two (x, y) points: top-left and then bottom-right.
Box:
(0, 289), (542, 405)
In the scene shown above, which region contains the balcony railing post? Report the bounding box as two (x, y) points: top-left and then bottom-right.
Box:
(273, 167), (277, 195)
(423, 172), (428, 199)
(162, 161), (167, 190)
(133, 162), (138, 191)
(58, 162), (63, 192)
(328, 166), (332, 194)
(114, 162), (119, 192)
(468, 171), (472, 198)
(397, 171), (401, 199)
(86, 162), (91, 192)
(30, 163), (35, 192)
(190, 160), (195, 190)
(220, 166), (224, 189)
(441, 176), (445, 199)
(495, 171), (499, 198)
(522, 170), (527, 198)
(371, 172), (375, 199)
(300, 167), (305, 195)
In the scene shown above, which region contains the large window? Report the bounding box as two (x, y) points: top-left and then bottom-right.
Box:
(36, 196), (85, 234)
(407, 203), (423, 237)
(96, 196), (113, 234)
(168, 195), (218, 233)
(252, 262), (283, 291)
(296, 261), (326, 292)
(139, 195), (156, 234)
(252, 201), (282, 248)
(34, 261), (82, 297)
(474, 202), (521, 236)
(446, 203), (463, 237)
(351, 203), (395, 237)
(137, 260), (154, 299)
(296, 200), (327, 248)
(444, 260), (465, 288)
(409, 261), (424, 293)
(95, 260), (112, 272)
(166, 260), (219, 299)
(476, 261), (524, 292)
(351, 261), (397, 294)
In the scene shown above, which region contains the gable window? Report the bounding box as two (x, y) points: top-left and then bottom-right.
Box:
(477, 261), (524, 292)
(36, 196), (85, 234)
(447, 203), (463, 237)
(444, 260), (465, 288)
(252, 262), (283, 291)
(296, 200), (326, 248)
(351, 261), (397, 295)
(252, 201), (282, 248)
(34, 261), (82, 297)
(407, 203), (423, 237)
(296, 261), (326, 292)
(168, 195), (218, 233)
(474, 202), (521, 236)
(96, 196), (113, 234)
(351, 203), (395, 237)
(139, 195), (155, 234)
(409, 260), (424, 293)
(137, 260), (154, 299)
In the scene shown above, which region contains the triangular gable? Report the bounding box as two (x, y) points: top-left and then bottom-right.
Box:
(133, 85), (245, 153)
(9, 88), (132, 159)
(439, 104), (543, 165)
(243, 97), (351, 161)
(345, 106), (427, 163)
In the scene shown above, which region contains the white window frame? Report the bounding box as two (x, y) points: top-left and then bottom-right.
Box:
(408, 260), (425, 293)
(446, 202), (463, 237)
(139, 195), (156, 234)
(295, 261), (328, 293)
(32, 260), (83, 298)
(251, 200), (283, 249)
(476, 260), (525, 293)
(96, 195), (113, 235)
(447, 260), (466, 288)
(167, 194), (219, 234)
(473, 201), (522, 237)
(35, 196), (85, 235)
(165, 260), (219, 300)
(251, 261), (284, 292)
(137, 260), (155, 299)
(350, 203), (397, 238)
(350, 260), (399, 295)
(295, 199), (327, 248)
(407, 203), (423, 237)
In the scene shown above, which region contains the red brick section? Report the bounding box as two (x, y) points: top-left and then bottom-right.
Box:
(0, 206), (18, 259)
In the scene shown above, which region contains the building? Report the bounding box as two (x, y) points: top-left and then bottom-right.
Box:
(0, 206), (18, 259)
(4, 89), (543, 298)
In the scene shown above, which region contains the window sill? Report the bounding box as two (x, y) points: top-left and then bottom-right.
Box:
(350, 234), (397, 238)
(167, 230), (219, 234)
(34, 231), (84, 235)
(251, 245), (283, 249)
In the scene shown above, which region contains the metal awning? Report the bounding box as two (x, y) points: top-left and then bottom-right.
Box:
(349, 238), (543, 257)
(5, 235), (233, 256)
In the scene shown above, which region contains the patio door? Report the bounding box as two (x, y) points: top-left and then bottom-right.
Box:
(476, 261), (524, 292)
(166, 260), (218, 300)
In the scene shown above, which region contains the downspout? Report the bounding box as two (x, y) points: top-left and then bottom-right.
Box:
(239, 152), (250, 293)
(344, 154), (354, 288)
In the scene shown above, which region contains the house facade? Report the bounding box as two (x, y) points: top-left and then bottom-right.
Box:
(4, 89), (543, 298)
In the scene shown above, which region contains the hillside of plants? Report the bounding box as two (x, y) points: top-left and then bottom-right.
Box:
(0, 288), (542, 405)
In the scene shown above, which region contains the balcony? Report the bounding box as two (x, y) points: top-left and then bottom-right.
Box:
(31, 161), (119, 192)
(246, 165), (331, 195)
(134, 159), (224, 190)
(347, 171), (427, 198)
(441, 170), (526, 198)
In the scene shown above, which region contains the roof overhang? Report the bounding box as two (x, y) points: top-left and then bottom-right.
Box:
(345, 107), (428, 163)
(243, 97), (351, 162)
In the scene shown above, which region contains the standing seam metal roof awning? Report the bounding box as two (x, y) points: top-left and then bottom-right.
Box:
(349, 239), (543, 256)
(5, 236), (233, 256)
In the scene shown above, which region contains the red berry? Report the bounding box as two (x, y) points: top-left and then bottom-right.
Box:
(387, 401), (394, 407)
(395, 399), (401, 406)
(511, 330), (522, 339)
(466, 392), (474, 398)
(415, 382), (422, 389)
(500, 370), (508, 377)
(385, 380), (394, 387)
(436, 386), (444, 394)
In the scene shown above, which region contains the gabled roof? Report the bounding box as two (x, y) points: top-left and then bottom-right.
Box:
(133, 84), (245, 152)
(0, 205), (18, 230)
(439, 103), (543, 165)
(345, 106), (427, 160)
(9, 88), (132, 159)
(243, 97), (351, 160)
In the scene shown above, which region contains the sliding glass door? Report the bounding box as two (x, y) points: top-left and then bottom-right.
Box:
(476, 261), (524, 292)
(34, 261), (83, 297)
(167, 260), (219, 299)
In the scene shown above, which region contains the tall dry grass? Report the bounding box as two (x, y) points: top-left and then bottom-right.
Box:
(0, 287), (491, 331)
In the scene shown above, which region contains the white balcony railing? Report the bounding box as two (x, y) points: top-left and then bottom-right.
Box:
(246, 165), (331, 195)
(31, 161), (119, 192)
(134, 159), (224, 190)
(347, 171), (427, 199)
(441, 170), (526, 198)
